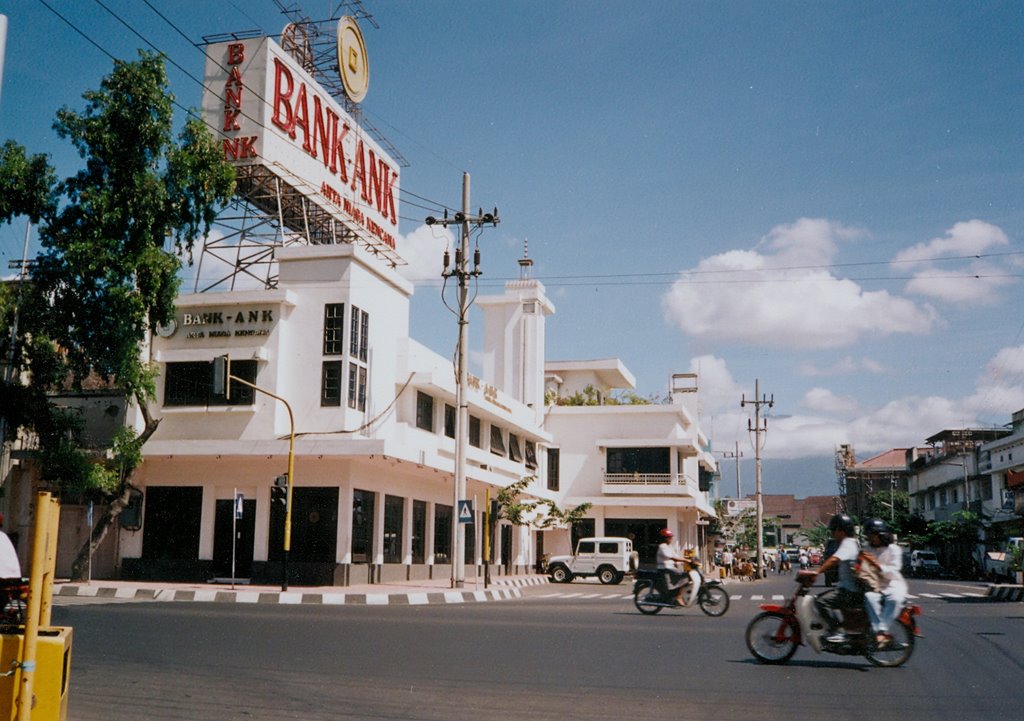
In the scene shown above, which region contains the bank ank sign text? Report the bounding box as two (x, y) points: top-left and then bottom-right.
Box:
(202, 38), (399, 250)
(181, 309), (275, 340)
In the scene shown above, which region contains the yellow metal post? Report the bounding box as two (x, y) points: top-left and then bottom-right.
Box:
(38, 503), (59, 629)
(17, 492), (59, 720)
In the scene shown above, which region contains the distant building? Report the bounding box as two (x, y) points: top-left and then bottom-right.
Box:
(839, 447), (928, 521)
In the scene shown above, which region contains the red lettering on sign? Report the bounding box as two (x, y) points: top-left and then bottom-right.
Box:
(227, 43), (245, 65)
(271, 59), (295, 136)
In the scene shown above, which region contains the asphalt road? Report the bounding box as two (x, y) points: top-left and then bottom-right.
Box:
(53, 575), (1024, 721)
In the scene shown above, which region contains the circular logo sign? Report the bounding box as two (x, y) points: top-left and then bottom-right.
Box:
(156, 319), (178, 338)
(336, 16), (369, 103)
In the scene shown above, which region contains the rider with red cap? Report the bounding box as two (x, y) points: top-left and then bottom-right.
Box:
(657, 528), (691, 605)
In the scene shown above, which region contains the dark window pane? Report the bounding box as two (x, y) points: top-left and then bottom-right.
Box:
(508, 434), (522, 462)
(412, 500), (426, 564)
(165, 360), (256, 407)
(384, 495), (404, 563)
(323, 303), (345, 355)
(321, 360), (343, 406)
(547, 448), (560, 491)
(469, 416), (481, 448)
(525, 441), (537, 470)
(490, 425), (505, 456)
(416, 392), (434, 431)
(434, 504), (452, 563)
(444, 404), (455, 439)
(350, 489), (375, 563)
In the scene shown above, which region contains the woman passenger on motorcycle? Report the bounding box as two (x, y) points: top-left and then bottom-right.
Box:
(860, 518), (908, 648)
(812, 513), (862, 643)
(656, 529), (690, 605)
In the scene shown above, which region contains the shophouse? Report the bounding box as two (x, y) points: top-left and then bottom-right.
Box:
(542, 366), (718, 564)
(908, 428), (1010, 524)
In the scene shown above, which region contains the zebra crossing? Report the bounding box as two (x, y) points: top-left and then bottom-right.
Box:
(529, 589), (991, 603)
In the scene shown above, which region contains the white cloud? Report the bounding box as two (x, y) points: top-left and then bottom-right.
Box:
(704, 348), (1024, 460)
(803, 387), (860, 415)
(892, 219), (1009, 265)
(662, 218), (938, 349)
(395, 223), (455, 284)
(797, 356), (889, 376)
(895, 221), (1015, 305)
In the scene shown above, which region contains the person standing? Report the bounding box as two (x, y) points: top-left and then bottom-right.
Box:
(861, 518), (909, 647)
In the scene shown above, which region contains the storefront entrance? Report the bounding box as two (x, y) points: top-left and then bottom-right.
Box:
(212, 497), (256, 579)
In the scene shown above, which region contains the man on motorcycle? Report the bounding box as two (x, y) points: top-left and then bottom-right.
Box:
(656, 528), (691, 605)
(813, 513), (862, 643)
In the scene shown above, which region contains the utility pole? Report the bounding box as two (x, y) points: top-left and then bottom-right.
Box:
(721, 441), (744, 498)
(425, 173), (498, 589)
(742, 378), (772, 580)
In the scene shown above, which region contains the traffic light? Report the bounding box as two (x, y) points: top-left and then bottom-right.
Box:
(212, 354), (231, 399)
(272, 474), (288, 510)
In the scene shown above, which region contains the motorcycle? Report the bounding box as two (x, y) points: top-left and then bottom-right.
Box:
(632, 563), (730, 617)
(745, 570), (920, 667)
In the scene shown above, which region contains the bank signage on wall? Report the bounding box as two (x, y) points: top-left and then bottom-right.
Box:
(200, 35), (400, 251)
(160, 307), (278, 340)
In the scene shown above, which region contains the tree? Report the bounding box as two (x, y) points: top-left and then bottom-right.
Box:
(0, 50), (234, 580)
(490, 477), (591, 560)
(863, 489), (911, 534)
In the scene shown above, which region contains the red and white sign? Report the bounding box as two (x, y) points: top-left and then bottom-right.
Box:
(201, 38), (400, 250)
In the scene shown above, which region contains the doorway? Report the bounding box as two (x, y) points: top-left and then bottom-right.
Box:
(212, 497), (256, 579)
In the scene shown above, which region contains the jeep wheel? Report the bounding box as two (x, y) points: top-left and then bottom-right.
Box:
(549, 565), (573, 583)
(597, 565), (619, 585)
(628, 551), (640, 572)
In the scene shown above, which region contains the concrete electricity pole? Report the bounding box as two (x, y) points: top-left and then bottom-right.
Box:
(721, 441), (744, 498)
(742, 379), (773, 579)
(425, 173), (498, 589)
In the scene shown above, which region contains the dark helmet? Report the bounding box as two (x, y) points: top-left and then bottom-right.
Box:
(827, 513), (855, 535)
(864, 518), (889, 536)
(659, 528), (674, 539)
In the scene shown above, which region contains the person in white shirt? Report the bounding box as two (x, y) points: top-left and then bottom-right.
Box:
(0, 530), (21, 579)
(861, 518), (909, 647)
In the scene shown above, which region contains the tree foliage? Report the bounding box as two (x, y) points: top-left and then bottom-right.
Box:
(494, 477), (592, 530)
(0, 50), (234, 577)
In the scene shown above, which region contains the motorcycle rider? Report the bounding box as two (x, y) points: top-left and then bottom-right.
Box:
(656, 528), (690, 605)
(813, 513), (862, 643)
(861, 518), (908, 648)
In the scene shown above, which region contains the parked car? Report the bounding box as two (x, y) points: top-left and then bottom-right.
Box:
(909, 550), (945, 577)
(546, 537), (639, 585)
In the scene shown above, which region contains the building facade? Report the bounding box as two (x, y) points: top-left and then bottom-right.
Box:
(113, 242), (717, 585)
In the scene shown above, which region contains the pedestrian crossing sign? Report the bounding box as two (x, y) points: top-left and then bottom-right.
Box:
(458, 500), (474, 524)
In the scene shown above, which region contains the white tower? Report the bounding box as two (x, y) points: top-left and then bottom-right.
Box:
(477, 242), (554, 424)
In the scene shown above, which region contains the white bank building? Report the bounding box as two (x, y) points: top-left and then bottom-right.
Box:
(119, 240), (717, 586)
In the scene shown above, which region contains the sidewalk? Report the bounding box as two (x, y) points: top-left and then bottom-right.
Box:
(53, 575), (549, 607)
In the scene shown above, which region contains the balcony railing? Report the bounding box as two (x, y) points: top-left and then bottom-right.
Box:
(603, 473), (694, 495)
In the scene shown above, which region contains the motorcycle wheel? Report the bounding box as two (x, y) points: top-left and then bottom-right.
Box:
(698, 585), (730, 617)
(865, 620), (915, 667)
(746, 612), (799, 664)
(633, 581), (663, 615)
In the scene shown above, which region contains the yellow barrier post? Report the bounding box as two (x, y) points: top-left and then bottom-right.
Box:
(16, 492), (56, 720)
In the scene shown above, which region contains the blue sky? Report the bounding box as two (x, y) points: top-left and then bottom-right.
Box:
(2, 2), (1023, 495)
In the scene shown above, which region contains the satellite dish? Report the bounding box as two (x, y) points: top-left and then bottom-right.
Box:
(336, 16), (369, 103)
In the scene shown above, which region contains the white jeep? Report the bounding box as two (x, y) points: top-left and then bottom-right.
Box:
(546, 536), (639, 585)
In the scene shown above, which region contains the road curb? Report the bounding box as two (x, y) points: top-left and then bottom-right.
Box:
(55, 583), (524, 606)
(985, 583), (1024, 601)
